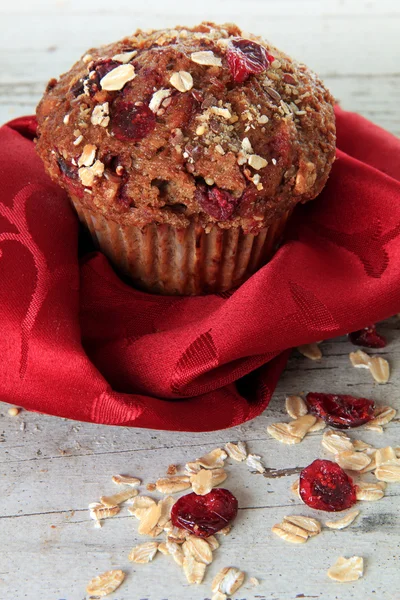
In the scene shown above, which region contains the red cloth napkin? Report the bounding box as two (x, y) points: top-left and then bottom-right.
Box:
(1, 107), (399, 431)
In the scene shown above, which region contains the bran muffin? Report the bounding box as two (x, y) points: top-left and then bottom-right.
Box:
(36, 22), (336, 295)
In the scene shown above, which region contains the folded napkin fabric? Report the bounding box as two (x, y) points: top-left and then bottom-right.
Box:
(0, 107), (399, 431)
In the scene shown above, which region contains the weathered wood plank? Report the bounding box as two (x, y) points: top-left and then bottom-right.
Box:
(1, 1), (399, 598)
(1, 320), (399, 599)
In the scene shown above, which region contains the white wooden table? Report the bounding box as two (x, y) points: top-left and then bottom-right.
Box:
(1, 1), (399, 599)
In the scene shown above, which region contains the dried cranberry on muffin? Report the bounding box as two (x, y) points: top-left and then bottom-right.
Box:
(36, 22), (336, 295)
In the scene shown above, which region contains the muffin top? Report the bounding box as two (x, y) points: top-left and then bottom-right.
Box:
(36, 22), (336, 233)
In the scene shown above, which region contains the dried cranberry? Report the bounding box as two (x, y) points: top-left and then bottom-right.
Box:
(191, 89), (204, 103)
(117, 183), (133, 207)
(226, 38), (271, 83)
(349, 324), (386, 349)
(300, 459), (357, 512)
(171, 489), (238, 537)
(306, 393), (375, 429)
(110, 101), (156, 142)
(57, 155), (78, 180)
(195, 184), (239, 221)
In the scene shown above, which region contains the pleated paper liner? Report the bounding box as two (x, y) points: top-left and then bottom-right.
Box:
(70, 195), (292, 295)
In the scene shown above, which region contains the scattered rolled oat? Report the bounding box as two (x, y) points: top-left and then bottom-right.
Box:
(327, 556), (364, 582)
(212, 567), (245, 596)
(128, 541), (159, 563)
(210, 467), (228, 486)
(100, 64), (136, 91)
(184, 535), (213, 565)
(246, 454), (266, 473)
(212, 592), (226, 600)
(356, 481), (386, 501)
(283, 515), (321, 536)
(7, 407), (20, 417)
(375, 446), (398, 466)
(169, 71), (193, 92)
(353, 439), (373, 451)
(128, 496), (156, 511)
(183, 551), (206, 584)
(291, 478), (302, 500)
(100, 488), (138, 507)
(158, 542), (169, 555)
(89, 502), (120, 527)
(191, 50), (222, 66)
(362, 423), (384, 433)
(138, 503), (162, 535)
(287, 414), (317, 440)
(216, 524), (232, 536)
(272, 523), (307, 544)
(368, 406), (396, 426)
(297, 343), (322, 360)
(189, 448), (227, 470)
(249, 576), (260, 586)
(155, 476), (191, 494)
(375, 464), (400, 482)
(349, 349), (370, 369)
(321, 430), (354, 454)
(158, 496), (175, 529)
(273, 514), (321, 544)
(190, 469), (213, 496)
(349, 350), (390, 384)
(224, 441), (247, 462)
(166, 540), (185, 566)
(206, 535), (220, 551)
(112, 474), (141, 487)
(86, 569), (125, 597)
(308, 418), (326, 432)
(359, 451), (377, 473)
(267, 422), (298, 445)
(335, 450), (371, 471)
(285, 395), (308, 419)
(369, 357), (390, 384)
(325, 510), (360, 530)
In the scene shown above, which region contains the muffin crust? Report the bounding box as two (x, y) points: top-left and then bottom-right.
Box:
(36, 22), (336, 234)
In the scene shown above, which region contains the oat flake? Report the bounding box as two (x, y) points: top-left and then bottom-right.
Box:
(327, 556), (364, 582)
(86, 570), (125, 597)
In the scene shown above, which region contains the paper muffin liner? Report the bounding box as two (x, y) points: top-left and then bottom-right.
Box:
(70, 196), (292, 295)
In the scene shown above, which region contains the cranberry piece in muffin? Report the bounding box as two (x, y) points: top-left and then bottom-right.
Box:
(195, 183), (239, 221)
(226, 38), (273, 83)
(110, 101), (156, 141)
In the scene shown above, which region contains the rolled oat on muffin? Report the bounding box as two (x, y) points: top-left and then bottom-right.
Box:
(36, 22), (336, 295)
